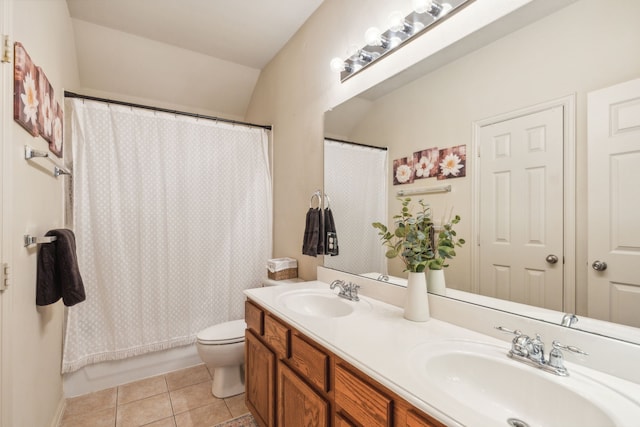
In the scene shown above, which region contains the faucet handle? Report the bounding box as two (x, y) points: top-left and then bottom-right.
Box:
(552, 340), (588, 356)
(495, 326), (530, 357)
(548, 340), (587, 373)
(494, 326), (523, 336)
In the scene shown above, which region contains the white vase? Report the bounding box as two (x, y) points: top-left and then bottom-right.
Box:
(427, 269), (446, 295)
(404, 272), (430, 322)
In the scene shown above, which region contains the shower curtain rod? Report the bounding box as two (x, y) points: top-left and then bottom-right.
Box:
(325, 137), (388, 151)
(64, 91), (272, 131)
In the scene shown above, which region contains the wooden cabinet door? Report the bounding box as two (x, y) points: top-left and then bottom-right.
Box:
(246, 331), (275, 427)
(278, 362), (329, 427)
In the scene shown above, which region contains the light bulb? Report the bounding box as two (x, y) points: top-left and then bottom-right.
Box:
(365, 27), (382, 46)
(389, 35), (402, 49)
(330, 57), (346, 72)
(412, 0), (432, 14)
(388, 11), (406, 32)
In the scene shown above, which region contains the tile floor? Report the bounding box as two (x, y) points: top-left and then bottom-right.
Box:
(60, 364), (250, 427)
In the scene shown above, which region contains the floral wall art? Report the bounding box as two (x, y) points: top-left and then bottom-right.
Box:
(437, 145), (466, 180)
(13, 42), (63, 157)
(393, 156), (414, 185)
(393, 144), (467, 185)
(413, 148), (439, 180)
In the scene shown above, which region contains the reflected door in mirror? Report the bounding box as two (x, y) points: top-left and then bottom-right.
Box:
(479, 106), (564, 311)
(588, 78), (640, 328)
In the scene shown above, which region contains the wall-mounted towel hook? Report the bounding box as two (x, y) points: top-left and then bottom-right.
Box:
(324, 193), (331, 209)
(24, 234), (57, 247)
(310, 190), (322, 208)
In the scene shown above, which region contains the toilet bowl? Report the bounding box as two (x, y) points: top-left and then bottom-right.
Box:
(196, 278), (303, 397)
(196, 319), (247, 398)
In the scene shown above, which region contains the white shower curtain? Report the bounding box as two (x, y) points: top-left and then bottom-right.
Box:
(323, 139), (387, 275)
(63, 99), (272, 373)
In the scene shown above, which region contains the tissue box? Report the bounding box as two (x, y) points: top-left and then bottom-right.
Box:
(267, 257), (298, 280)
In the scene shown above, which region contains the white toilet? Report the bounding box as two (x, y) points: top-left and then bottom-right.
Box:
(196, 319), (247, 398)
(196, 277), (303, 398)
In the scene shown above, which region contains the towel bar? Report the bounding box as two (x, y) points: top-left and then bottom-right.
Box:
(396, 185), (451, 197)
(24, 145), (72, 178)
(24, 235), (57, 247)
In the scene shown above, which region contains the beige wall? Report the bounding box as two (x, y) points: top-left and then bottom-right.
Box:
(70, 18), (259, 121)
(324, 0), (640, 314)
(2, 0), (80, 426)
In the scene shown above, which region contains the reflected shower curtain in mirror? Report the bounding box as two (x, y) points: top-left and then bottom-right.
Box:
(62, 99), (272, 373)
(323, 139), (387, 275)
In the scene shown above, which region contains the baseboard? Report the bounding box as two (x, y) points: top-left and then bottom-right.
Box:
(50, 396), (66, 427)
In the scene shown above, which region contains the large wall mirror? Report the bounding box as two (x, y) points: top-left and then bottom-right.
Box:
(324, 0), (640, 344)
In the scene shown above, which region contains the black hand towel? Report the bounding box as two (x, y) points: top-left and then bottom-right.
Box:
(317, 206), (325, 256)
(36, 229), (86, 307)
(302, 208), (320, 257)
(324, 207), (339, 256)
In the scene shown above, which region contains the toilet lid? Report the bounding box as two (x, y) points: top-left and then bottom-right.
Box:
(197, 319), (246, 345)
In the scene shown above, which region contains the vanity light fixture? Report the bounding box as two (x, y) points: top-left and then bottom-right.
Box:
(330, 0), (473, 82)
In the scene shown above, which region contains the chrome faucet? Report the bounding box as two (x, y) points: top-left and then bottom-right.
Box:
(495, 326), (588, 376)
(330, 279), (360, 301)
(560, 313), (578, 327)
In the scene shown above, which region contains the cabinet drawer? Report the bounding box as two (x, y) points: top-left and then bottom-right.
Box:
(335, 413), (356, 427)
(335, 364), (392, 427)
(264, 315), (290, 358)
(406, 409), (446, 427)
(290, 334), (329, 392)
(245, 300), (264, 335)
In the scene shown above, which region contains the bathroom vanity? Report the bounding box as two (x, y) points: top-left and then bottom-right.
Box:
(244, 280), (640, 427)
(244, 297), (444, 427)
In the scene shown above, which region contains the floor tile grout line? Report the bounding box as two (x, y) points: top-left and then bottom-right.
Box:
(61, 365), (246, 427)
(114, 384), (119, 427)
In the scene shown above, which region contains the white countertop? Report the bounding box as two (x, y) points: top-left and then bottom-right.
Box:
(245, 281), (500, 426)
(245, 281), (640, 427)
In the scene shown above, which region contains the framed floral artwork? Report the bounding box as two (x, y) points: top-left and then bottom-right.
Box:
(14, 42), (39, 136)
(437, 145), (467, 180)
(393, 156), (414, 185)
(49, 102), (64, 158)
(37, 67), (56, 145)
(412, 148), (439, 180)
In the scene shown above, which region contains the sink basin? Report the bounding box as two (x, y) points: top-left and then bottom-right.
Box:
(408, 340), (640, 427)
(276, 289), (371, 318)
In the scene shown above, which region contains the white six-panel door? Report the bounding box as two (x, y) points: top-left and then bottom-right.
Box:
(478, 106), (564, 310)
(588, 78), (640, 328)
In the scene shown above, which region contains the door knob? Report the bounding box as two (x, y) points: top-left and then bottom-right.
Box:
(546, 254), (559, 264)
(592, 260), (607, 271)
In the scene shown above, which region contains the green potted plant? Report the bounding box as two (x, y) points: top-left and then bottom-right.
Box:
(372, 198), (465, 319)
(372, 198), (433, 321)
(372, 198), (433, 273)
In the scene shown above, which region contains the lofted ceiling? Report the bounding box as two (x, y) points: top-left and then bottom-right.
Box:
(65, 0), (324, 118)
